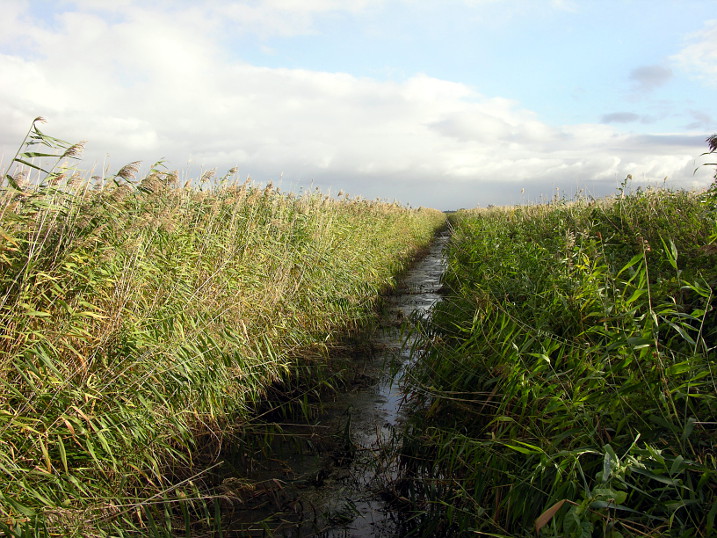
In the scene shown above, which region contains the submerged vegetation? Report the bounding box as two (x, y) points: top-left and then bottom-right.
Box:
(0, 119), (445, 535)
(398, 174), (717, 535)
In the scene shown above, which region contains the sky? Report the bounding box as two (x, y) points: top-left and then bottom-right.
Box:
(0, 0), (715, 210)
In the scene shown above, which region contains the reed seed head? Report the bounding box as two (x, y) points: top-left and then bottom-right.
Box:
(565, 230), (575, 249)
(165, 170), (179, 187)
(139, 174), (162, 194)
(111, 184), (132, 202)
(12, 171), (28, 189)
(62, 141), (86, 159)
(116, 161), (141, 181)
(201, 170), (216, 183)
(48, 172), (66, 186)
(68, 172), (82, 187)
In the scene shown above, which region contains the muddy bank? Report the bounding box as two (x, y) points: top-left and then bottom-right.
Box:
(217, 232), (449, 536)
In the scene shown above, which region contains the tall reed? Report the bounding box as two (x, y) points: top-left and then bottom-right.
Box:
(0, 120), (446, 535)
(398, 184), (716, 536)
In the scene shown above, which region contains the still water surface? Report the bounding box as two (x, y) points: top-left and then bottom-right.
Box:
(223, 233), (448, 536)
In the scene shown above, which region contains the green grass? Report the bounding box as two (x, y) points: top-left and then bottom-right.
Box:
(0, 119), (446, 535)
(398, 186), (717, 536)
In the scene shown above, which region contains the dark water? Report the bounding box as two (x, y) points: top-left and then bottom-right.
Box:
(220, 233), (448, 536)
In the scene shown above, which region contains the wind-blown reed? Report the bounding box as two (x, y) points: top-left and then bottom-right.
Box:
(0, 119), (446, 535)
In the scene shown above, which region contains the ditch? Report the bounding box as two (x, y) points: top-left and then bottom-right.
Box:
(217, 231), (449, 536)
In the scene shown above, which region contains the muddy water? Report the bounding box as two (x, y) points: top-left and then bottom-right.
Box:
(223, 232), (448, 536)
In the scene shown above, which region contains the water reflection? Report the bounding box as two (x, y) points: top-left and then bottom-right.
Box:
(222, 233), (448, 536)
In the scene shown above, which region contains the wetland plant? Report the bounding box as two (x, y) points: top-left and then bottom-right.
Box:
(398, 181), (716, 536)
(0, 120), (446, 535)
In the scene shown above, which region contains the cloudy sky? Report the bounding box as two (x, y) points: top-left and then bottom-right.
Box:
(1, 0), (715, 209)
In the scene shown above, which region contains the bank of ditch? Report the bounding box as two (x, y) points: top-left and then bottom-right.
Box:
(0, 120), (446, 536)
(211, 229), (450, 536)
(396, 187), (717, 537)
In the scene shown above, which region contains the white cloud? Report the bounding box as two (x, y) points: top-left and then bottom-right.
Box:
(0, 1), (712, 209)
(549, 0), (578, 12)
(261, 0), (382, 13)
(206, 0), (385, 38)
(672, 19), (717, 88)
(460, 0), (505, 5)
(0, 1), (32, 48)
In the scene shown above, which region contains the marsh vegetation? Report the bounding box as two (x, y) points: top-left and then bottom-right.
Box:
(396, 178), (717, 536)
(0, 119), (445, 536)
(1, 119), (714, 537)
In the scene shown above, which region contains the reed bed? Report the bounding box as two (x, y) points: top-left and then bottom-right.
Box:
(399, 180), (717, 536)
(0, 119), (446, 535)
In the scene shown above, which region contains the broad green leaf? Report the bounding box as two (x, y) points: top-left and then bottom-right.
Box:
(602, 444), (618, 482)
(617, 252), (645, 278)
(669, 455), (686, 476)
(502, 441), (543, 454)
(631, 467), (684, 487)
(12, 157), (50, 174)
(57, 435), (68, 474)
(18, 151), (63, 159)
(626, 336), (651, 349)
(625, 287), (647, 305)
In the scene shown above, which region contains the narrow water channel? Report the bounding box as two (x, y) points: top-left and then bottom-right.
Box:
(221, 232), (448, 536)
